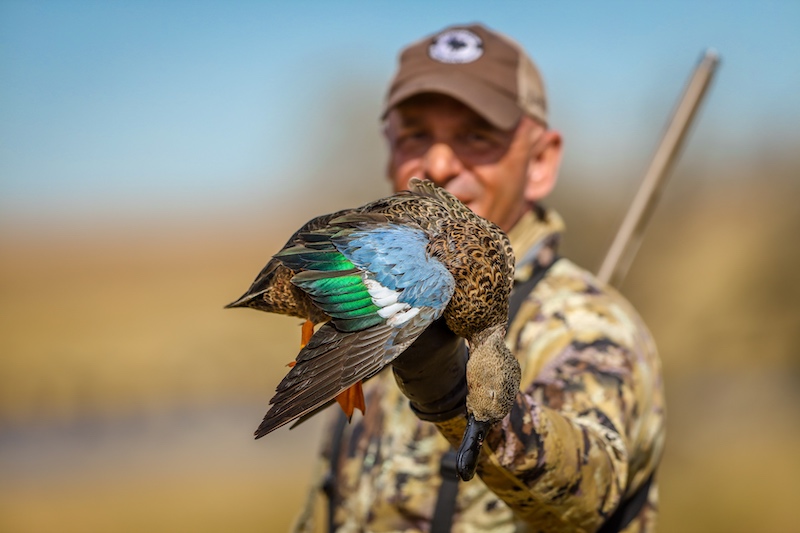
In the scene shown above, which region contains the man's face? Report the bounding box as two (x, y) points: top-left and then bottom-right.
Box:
(384, 93), (559, 232)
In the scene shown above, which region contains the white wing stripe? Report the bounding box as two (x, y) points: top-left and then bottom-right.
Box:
(373, 293), (399, 307)
(363, 278), (420, 324)
(387, 307), (421, 326)
(377, 301), (410, 318)
(364, 278), (401, 308)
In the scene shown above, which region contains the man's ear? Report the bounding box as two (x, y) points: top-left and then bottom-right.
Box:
(524, 130), (563, 202)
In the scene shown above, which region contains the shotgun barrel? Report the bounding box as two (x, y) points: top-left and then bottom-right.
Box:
(597, 50), (720, 288)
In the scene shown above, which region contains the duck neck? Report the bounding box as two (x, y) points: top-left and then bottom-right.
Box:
(468, 324), (510, 360)
(467, 324), (506, 350)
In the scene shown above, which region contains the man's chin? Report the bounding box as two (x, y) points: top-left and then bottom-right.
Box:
(443, 190), (479, 214)
(462, 201), (484, 218)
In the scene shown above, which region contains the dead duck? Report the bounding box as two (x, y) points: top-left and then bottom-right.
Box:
(227, 178), (520, 481)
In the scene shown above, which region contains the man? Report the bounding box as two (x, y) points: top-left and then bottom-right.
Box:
(292, 23), (665, 533)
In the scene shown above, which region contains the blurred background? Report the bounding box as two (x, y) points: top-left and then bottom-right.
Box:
(2, 1), (799, 531)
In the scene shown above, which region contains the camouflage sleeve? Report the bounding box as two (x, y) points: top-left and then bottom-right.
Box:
(435, 260), (665, 531)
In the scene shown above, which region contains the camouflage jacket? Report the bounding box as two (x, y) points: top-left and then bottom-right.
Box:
(292, 208), (666, 533)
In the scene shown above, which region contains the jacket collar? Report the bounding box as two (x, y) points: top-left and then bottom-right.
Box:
(506, 206), (564, 282)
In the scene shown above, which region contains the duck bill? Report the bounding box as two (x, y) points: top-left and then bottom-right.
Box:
(456, 414), (490, 481)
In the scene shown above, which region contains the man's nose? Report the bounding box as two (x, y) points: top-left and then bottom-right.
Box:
(422, 143), (462, 185)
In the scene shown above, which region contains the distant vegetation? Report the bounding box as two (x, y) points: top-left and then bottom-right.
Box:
(2, 83), (798, 531)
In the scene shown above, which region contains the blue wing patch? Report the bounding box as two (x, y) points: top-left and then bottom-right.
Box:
(333, 224), (454, 313)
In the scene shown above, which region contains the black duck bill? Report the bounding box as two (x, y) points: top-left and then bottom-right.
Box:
(456, 413), (490, 481)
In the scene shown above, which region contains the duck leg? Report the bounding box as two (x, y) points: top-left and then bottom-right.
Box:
(299, 319), (365, 421)
(286, 319), (317, 365)
(300, 319), (315, 348)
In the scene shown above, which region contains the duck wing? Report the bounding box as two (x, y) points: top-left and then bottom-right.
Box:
(254, 223), (455, 437)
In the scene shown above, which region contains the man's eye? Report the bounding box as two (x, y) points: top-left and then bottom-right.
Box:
(403, 131), (428, 141)
(395, 131), (429, 148)
(463, 131), (496, 146)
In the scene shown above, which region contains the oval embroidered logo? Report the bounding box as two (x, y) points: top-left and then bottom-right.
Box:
(428, 29), (484, 64)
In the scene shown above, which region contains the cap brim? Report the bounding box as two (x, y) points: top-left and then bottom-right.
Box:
(382, 72), (522, 131)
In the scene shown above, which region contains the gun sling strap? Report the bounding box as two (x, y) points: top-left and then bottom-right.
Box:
(324, 256), (652, 532)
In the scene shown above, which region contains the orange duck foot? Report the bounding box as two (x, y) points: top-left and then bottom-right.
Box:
(335, 380), (365, 420)
(301, 319), (315, 348)
(294, 319), (365, 420)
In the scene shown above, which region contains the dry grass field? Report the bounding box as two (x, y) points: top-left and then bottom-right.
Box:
(0, 216), (325, 532)
(1, 168), (799, 532)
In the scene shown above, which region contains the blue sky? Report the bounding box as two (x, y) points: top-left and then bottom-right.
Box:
(1, 1), (798, 224)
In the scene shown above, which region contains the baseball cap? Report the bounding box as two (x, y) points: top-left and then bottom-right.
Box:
(382, 23), (548, 130)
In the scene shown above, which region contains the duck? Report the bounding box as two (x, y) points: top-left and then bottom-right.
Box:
(227, 178), (520, 481)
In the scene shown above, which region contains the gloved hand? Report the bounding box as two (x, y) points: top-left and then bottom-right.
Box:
(391, 318), (468, 422)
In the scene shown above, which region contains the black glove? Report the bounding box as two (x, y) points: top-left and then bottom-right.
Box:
(391, 318), (468, 422)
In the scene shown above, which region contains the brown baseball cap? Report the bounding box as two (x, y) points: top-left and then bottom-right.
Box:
(383, 23), (548, 130)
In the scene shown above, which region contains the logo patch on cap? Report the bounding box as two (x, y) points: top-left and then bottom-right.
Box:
(428, 29), (483, 64)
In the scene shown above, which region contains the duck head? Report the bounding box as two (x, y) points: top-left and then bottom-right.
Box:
(456, 324), (521, 481)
